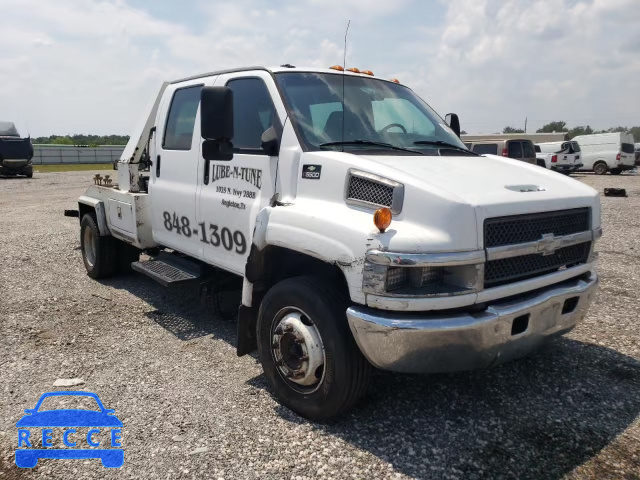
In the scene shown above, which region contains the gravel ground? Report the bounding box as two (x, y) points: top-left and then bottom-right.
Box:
(1, 170), (639, 479)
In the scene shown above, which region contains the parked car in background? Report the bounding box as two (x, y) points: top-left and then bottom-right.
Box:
(534, 141), (582, 173)
(634, 143), (640, 166)
(465, 139), (537, 165)
(0, 121), (33, 177)
(573, 132), (635, 175)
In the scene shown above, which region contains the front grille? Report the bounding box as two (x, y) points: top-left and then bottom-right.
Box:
(347, 175), (393, 207)
(485, 208), (590, 248)
(485, 242), (591, 287)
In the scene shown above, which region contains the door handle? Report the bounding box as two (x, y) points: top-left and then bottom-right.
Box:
(203, 159), (210, 185)
(156, 155), (161, 177)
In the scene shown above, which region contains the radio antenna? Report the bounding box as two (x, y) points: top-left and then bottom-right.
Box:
(341, 20), (350, 151)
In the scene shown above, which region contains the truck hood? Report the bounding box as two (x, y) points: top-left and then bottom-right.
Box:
(361, 153), (599, 212)
(294, 151), (600, 253)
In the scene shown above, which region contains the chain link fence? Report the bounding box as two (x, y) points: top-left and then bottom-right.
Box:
(32, 145), (124, 165)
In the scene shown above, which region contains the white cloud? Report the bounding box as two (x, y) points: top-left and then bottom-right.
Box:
(418, 0), (640, 133)
(0, 0), (638, 136)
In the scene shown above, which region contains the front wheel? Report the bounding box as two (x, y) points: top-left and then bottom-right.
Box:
(257, 276), (371, 420)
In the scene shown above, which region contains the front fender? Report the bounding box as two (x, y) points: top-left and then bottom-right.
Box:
(253, 202), (378, 304)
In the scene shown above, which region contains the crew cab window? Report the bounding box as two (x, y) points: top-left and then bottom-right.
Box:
(472, 144), (498, 155)
(508, 141), (523, 158)
(227, 78), (276, 151)
(163, 85), (203, 150)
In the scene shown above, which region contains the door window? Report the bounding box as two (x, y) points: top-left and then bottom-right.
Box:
(226, 78), (276, 151)
(163, 85), (203, 150)
(507, 141), (523, 158)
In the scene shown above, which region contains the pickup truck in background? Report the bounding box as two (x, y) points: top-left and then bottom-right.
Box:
(535, 140), (582, 174)
(0, 121), (33, 177)
(68, 65), (601, 419)
(464, 138), (537, 165)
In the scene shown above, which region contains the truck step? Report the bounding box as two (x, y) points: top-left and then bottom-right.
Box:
(131, 253), (203, 287)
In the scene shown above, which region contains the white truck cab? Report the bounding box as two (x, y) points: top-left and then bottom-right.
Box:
(73, 66), (601, 419)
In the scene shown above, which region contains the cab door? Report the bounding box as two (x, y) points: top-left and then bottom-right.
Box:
(149, 81), (204, 258)
(197, 71), (283, 275)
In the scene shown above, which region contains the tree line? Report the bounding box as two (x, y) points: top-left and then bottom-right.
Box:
(502, 122), (640, 140)
(32, 134), (129, 146)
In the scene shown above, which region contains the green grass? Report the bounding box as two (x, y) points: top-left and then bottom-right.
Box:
(34, 163), (114, 172)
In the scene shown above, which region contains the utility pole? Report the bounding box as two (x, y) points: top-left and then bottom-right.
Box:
(524, 117), (528, 133)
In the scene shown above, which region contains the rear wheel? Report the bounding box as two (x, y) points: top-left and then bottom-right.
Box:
(593, 162), (608, 175)
(257, 275), (371, 420)
(80, 213), (117, 278)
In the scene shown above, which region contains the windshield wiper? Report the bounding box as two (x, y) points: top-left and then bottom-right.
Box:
(320, 139), (424, 155)
(413, 140), (479, 155)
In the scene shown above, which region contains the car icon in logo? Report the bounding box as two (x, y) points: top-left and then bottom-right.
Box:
(15, 391), (123, 468)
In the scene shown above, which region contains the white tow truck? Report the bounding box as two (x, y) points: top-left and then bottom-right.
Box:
(71, 65), (601, 419)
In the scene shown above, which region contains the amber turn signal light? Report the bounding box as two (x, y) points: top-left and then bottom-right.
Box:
(373, 207), (392, 233)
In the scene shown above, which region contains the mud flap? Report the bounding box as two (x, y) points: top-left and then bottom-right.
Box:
(237, 304), (258, 356)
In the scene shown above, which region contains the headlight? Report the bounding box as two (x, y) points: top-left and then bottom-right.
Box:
(363, 250), (485, 297)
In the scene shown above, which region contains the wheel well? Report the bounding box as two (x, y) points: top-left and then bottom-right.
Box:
(78, 203), (95, 223)
(237, 245), (351, 356)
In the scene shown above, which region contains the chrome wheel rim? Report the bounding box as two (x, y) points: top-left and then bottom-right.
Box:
(83, 224), (97, 268)
(271, 307), (326, 393)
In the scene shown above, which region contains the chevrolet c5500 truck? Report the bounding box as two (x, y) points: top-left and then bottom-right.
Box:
(70, 66), (601, 419)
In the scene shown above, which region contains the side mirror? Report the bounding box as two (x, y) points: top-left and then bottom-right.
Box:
(261, 126), (280, 156)
(201, 86), (234, 161)
(201, 86), (233, 141)
(445, 113), (461, 138)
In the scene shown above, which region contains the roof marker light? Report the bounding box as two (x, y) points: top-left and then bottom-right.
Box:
(346, 67), (360, 73)
(330, 65), (344, 71)
(390, 78), (400, 84)
(361, 70), (374, 76)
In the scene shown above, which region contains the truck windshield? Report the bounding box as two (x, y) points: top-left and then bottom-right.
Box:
(275, 72), (468, 154)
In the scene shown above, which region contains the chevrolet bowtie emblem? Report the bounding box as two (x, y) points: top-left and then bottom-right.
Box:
(537, 233), (562, 256)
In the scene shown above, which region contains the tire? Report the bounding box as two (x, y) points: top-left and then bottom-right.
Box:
(593, 162), (608, 175)
(610, 168), (621, 175)
(80, 213), (118, 279)
(24, 166), (33, 178)
(257, 275), (371, 420)
(117, 241), (140, 273)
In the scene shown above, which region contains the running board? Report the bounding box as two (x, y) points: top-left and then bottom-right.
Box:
(131, 253), (203, 287)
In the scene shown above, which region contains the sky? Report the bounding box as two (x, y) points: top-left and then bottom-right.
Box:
(0, 0), (638, 137)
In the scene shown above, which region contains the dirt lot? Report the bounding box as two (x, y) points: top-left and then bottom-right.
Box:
(1, 170), (639, 479)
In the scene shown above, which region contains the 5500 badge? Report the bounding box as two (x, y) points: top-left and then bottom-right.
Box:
(163, 211), (247, 254)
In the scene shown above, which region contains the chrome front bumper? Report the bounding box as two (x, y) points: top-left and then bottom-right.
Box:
(347, 272), (598, 373)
